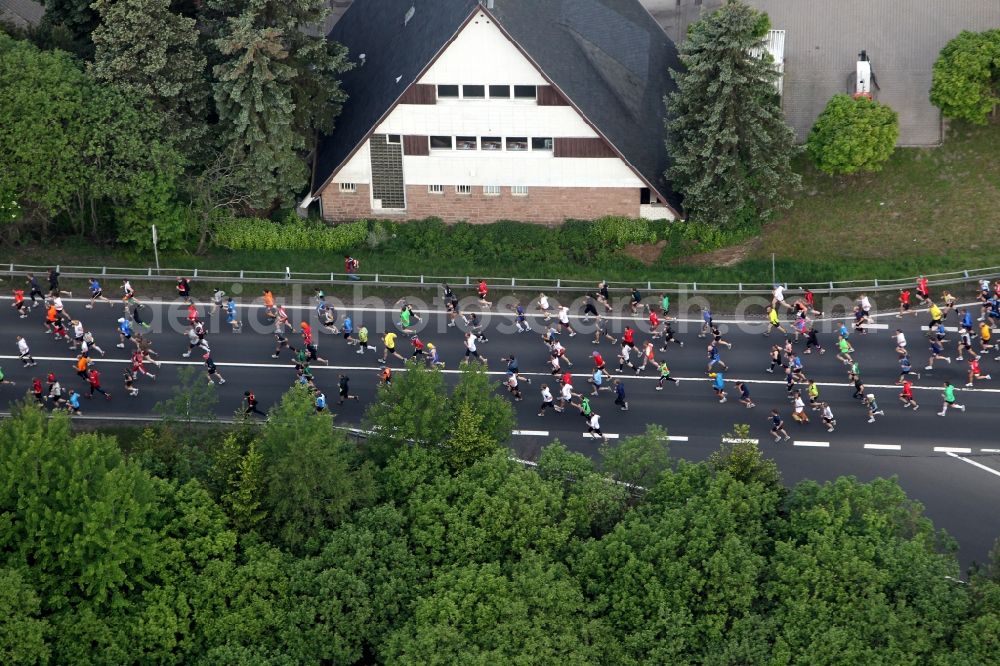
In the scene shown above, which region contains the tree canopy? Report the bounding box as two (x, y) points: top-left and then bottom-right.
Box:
(807, 94), (899, 175)
(665, 0), (799, 228)
(930, 29), (1000, 125)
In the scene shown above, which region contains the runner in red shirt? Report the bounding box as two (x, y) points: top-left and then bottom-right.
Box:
(648, 311), (661, 337)
(187, 303), (200, 325)
(131, 349), (157, 381)
(898, 379), (918, 410)
(966, 358), (991, 387)
(477, 279), (492, 307)
(897, 288), (912, 318)
(622, 326), (635, 348)
(11, 289), (28, 318)
(31, 377), (43, 403)
(916, 276), (930, 304)
(592, 351), (605, 372)
(87, 368), (111, 400)
(801, 288), (823, 316)
(300, 321), (313, 346)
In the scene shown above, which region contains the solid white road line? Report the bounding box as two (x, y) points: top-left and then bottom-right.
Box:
(512, 429), (549, 436)
(793, 440), (830, 447)
(934, 446), (973, 453)
(7, 354), (1000, 395)
(583, 433), (619, 439)
(864, 443), (902, 450)
(945, 451), (1000, 479)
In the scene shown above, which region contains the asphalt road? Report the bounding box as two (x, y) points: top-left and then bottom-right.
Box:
(2, 291), (998, 570)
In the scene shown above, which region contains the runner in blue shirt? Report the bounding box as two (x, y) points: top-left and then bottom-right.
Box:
(87, 278), (111, 309)
(67, 389), (82, 415)
(226, 297), (242, 332)
(613, 378), (629, 411)
(315, 390), (327, 412)
(711, 371), (727, 403)
(699, 307), (713, 338)
(116, 317), (133, 348)
(706, 343), (728, 372)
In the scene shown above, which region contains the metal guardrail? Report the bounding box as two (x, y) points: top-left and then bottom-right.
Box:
(3, 261), (998, 296)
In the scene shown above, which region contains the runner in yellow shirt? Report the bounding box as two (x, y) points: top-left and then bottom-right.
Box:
(381, 331), (405, 365)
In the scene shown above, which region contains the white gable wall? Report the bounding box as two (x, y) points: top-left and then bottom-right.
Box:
(329, 10), (646, 191)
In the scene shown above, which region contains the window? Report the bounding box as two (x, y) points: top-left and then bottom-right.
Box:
(437, 84), (459, 98)
(481, 136), (502, 151)
(339, 182), (357, 193)
(506, 137), (528, 151)
(483, 185), (501, 196)
(456, 136), (478, 150)
(488, 84), (511, 98)
(386, 134), (401, 144)
(511, 185), (528, 196)
(531, 137), (553, 151)
(428, 185), (444, 194)
(455, 185), (472, 195)
(513, 85), (537, 99)
(462, 84), (485, 99)
(429, 135), (453, 150)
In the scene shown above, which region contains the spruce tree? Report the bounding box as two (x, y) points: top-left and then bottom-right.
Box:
(212, 11), (304, 208)
(90, 0), (209, 149)
(665, 0), (799, 228)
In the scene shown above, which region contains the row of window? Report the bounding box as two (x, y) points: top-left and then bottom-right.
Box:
(338, 183), (529, 196)
(429, 135), (552, 152)
(431, 185), (528, 196)
(437, 84), (537, 100)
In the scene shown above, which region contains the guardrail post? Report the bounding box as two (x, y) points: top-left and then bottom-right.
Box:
(738, 282), (743, 293)
(964, 270), (969, 278)
(147, 267), (152, 277)
(330, 272), (334, 282)
(693, 282), (697, 291)
(375, 274), (379, 283)
(465, 276), (470, 286)
(240, 270), (244, 279)
(647, 280), (651, 290)
(874, 279), (878, 288)
(511, 277), (515, 287)
(829, 281), (834, 290)
(102, 266), (106, 276)
(420, 275), (424, 284)
(557, 279), (561, 289)
(193, 268), (198, 278)
(56, 265), (60, 272)
(8, 263), (12, 273)
(285, 267), (291, 280)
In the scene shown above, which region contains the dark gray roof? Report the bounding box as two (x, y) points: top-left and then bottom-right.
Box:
(313, 0), (682, 211)
(0, 0), (44, 28)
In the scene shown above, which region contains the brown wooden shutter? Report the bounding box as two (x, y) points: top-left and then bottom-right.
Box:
(537, 85), (568, 106)
(553, 137), (616, 158)
(403, 135), (429, 156)
(399, 84), (436, 104)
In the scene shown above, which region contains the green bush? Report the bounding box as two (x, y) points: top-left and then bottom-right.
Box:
(590, 216), (656, 247)
(212, 216), (368, 252)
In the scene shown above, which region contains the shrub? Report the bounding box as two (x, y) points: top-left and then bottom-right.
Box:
(212, 216), (368, 252)
(806, 94), (899, 175)
(590, 216), (656, 247)
(930, 29), (1000, 125)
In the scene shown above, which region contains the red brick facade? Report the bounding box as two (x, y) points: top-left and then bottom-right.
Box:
(319, 184), (640, 224)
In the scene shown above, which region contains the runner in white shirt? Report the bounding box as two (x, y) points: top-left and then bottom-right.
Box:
(82, 330), (105, 357)
(860, 294), (872, 318)
(557, 306), (576, 337)
(791, 391), (809, 423)
(821, 403), (837, 432)
(772, 285), (790, 311)
(536, 293), (552, 321)
(16, 336), (36, 366)
(559, 382), (573, 411)
(587, 412), (606, 441)
(463, 332), (487, 365)
(538, 385), (556, 416)
(894, 329), (907, 356)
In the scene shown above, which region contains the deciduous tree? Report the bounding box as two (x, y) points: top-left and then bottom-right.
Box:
(807, 94), (899, 174)
(930, 29), (1000, 125)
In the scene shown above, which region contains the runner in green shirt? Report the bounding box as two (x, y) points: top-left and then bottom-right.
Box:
(660, 294), (670, 318)
(836, 335), (854, 365)
(938, 382), (966, 416)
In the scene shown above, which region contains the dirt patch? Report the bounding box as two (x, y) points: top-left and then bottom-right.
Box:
(622, 239), (667, 266)
(675, 237), (763, 267)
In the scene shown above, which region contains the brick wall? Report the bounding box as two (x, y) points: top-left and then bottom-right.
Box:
(319, 184), (640, 224)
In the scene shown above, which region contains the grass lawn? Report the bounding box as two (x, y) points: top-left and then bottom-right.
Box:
(753, 121), (1000, 269)
(6, 123), (1000, 287)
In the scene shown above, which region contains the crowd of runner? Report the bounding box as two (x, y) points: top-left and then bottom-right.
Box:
(7, 270), (999, 441)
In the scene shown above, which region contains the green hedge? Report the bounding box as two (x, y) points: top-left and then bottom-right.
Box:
(213, 215), (369, 252)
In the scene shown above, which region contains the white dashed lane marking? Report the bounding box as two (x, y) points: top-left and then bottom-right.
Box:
(793, 440), (830, 448)
(865, 443), (902, 450)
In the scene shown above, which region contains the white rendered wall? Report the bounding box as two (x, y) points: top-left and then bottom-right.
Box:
(419, 11), (546, 86)
(401, 155), (643, 188)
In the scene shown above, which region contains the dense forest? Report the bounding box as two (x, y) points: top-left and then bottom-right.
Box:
(1, 363), (998, 664)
